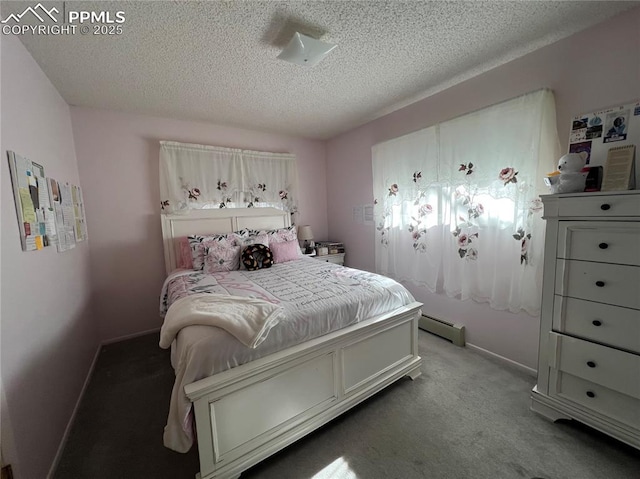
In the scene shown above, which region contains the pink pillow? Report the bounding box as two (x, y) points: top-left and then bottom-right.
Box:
(270, 240), (302, 263)
(177, 238), (194, 269)
(204, 243), (241, 273)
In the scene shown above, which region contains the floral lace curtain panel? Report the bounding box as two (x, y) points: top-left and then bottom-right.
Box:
(373, 89), (560, 315)
(159, 141), (298, 218)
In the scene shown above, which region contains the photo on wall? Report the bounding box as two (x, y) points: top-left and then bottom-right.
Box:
(568, 100), (639, 189)
(603, 109), (629, 143)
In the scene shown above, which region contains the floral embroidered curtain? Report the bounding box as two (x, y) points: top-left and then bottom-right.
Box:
(372, 89), (560, 315)
(159, 141), (298, 219)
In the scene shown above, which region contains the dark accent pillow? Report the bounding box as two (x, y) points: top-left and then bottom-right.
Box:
(242, 244), (274, 271)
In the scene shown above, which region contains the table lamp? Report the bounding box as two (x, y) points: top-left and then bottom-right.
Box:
(297, 225), (315, 254)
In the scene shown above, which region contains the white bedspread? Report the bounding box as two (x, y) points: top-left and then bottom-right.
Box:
(160, 257), (415, 452)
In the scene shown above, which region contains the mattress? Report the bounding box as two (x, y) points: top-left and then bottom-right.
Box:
(160, 257), (415, 452)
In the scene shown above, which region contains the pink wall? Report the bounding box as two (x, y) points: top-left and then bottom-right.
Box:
(326, 8), (640, 370)
(70, 108), (328, 342)
(1, 35), (98, 479)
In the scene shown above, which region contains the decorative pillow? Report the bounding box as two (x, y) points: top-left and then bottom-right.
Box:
(188, 234), (238, 270)
(237, 234), (270, 269)
(242, 244), (274, 271)
(177, 237), (194, 269)
(270, 240), (302, 263)
(266, 226), (298, 244)
(237, 233), (269, 248)
(203, 243), (241, 273)
(234, 228), (257, 239)
(236, 227), (297, 244)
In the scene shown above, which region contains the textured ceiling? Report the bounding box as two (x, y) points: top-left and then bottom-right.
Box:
(4, 1), (638, 139)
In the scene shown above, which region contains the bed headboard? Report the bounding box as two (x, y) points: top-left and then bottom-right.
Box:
(161, 207), (291, 275)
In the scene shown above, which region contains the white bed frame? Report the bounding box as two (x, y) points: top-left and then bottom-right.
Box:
(161, 208), (423, 479)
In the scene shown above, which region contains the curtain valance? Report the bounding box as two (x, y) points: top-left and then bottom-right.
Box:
(159, 141), (298, 218)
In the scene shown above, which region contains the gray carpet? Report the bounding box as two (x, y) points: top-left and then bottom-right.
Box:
(54, 331), (640, 479)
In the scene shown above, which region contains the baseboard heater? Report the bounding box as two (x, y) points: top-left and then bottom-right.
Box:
(418, 314), (465, 346)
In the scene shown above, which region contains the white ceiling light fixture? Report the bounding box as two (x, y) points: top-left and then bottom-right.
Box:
(277, 32), (337, 66)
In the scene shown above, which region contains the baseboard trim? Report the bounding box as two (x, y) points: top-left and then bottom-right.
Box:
(101, 327), (161, 345)
(466, 342), (537, 377)
(47, 344), (101, 479)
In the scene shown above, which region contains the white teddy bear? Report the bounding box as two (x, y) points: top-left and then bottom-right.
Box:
(556, 152), (588, 193)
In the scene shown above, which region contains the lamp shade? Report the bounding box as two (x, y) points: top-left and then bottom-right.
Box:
(297, 225), (314, 241)
(277, 32), (336, 67)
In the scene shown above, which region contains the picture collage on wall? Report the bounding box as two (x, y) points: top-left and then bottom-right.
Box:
(568, 99), (639, 189)
(7, 151), (88, 252)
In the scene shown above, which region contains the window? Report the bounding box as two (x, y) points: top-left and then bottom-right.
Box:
(372, 89), (560, 314)
(159, 141), (298, 217)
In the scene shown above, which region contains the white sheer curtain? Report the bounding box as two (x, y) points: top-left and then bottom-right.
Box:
(159, 141), (298, 218)
(240, 150), (298, 214)
(372, 89), (560, 315)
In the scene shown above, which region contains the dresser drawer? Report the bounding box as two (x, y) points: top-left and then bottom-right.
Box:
(549, 370), (640, 429)
(553, 296), (640, 353)
(557, 194), (640, 218)
(549, 332), (640, 399)
(555, 259), (640, 309)
(557, 222), (640, 266)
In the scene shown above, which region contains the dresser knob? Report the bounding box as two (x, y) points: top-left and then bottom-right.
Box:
(586, 391), (596, 398)
(600, 204), (611, 210)
(598, 242), (608, 249)
(587, 361), (597, 368)
(595, 281), (605, 287)
(592, 320), (602, 327)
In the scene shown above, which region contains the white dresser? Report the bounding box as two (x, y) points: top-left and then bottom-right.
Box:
(531, 191), (640, 449)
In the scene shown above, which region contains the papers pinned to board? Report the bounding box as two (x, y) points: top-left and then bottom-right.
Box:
(7, 151), (88, 253)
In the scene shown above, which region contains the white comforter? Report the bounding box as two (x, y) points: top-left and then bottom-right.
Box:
(160, 257), (415, 452)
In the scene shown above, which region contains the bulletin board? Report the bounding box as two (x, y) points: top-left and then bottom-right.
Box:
(7, 151), (55, 250)
(7, 151), (88, 252)
(568, 99), (640, 188)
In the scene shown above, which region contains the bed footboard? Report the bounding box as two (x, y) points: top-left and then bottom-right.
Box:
(185, 302), (422, 479)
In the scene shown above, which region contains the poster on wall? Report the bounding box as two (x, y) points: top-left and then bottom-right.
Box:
(7, 151), (55, 251)
(48, 178), (70, 251)
(568, 99), (639, 188)
(72, 185), (88, 241)
(62, 182), (77, 251)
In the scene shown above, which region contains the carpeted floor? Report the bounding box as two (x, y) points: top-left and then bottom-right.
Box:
(54, 330), (640, 479)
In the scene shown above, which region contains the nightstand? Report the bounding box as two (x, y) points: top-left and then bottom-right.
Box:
(314, 241), (345, 265)
(314, 252), (345, 266)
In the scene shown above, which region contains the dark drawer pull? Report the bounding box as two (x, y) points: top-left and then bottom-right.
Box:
(587, 361), (597, 368)
(600, 204), (611, 211)
(598, 242), (608, 249)
(586, 391), (596, 398)
(592, 320), (602, 327)
(595, 281), (605, 287)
